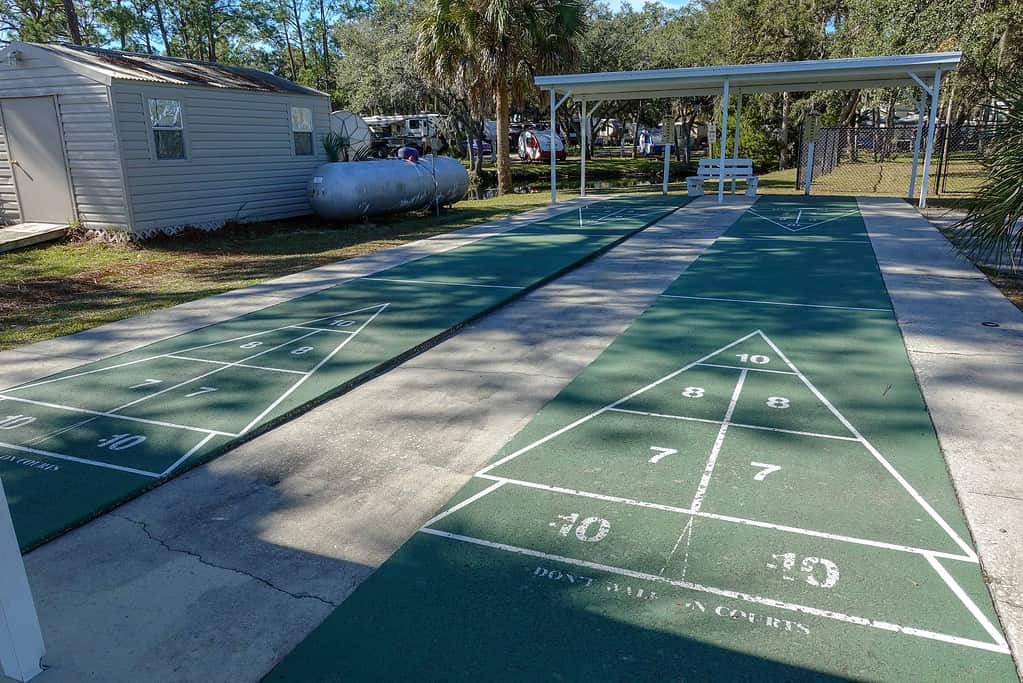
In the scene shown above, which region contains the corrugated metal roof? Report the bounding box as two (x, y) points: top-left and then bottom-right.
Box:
(535, 52), (962, 100)
(33, 43), (327, 97)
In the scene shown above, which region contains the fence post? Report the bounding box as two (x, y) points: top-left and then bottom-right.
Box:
(662, 143), (671, 195)
(802, 115), (818, 196)
(0, 477), (44, 682)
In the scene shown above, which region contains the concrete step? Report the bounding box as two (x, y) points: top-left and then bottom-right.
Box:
(0, 222), (67, 253)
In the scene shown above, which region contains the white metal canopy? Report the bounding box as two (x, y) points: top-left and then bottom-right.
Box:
(537, 52), (962, 207)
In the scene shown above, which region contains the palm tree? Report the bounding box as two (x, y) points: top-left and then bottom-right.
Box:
(951, 77), (1023, 272)
(416, 0), (585, 195)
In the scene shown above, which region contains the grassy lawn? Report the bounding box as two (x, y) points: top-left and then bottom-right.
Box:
(757, 158), (984, 197)
(0, 192), (567, 351)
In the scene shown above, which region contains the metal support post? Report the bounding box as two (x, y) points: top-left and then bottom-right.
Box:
(550, 87), (557, 204)
(662, 143), (672, 194)
(908, 96), (926, 199)
(918, 68), (943, 208)
(0, 477), (44, 682)
(731, 93), (743, 194)
(580, 98), (587, 197)
(717, 78), (730, 203)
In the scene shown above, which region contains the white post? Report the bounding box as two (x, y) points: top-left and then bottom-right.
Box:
(0, 478), (44, 682)
(580, 98), (587, 198)
(717, 78), (730, 203)
(908, 95), (926, 199)
(731, 93), (743, 194)
(918, 68), (942, 208)
(662, 143), (672, 194)
(550, 87), (557, 204)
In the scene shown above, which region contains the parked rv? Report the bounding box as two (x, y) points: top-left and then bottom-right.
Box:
(517, 129), (566, 162)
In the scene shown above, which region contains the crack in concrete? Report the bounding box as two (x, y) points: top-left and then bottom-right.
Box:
(967, 490), (1023, 504)
(113, 513), (339, 608)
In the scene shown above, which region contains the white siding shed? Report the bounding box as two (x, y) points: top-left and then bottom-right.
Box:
(0, 42), (330, 235)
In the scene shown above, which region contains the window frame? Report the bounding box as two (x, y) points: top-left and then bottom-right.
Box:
(290, 105), (314, 157)
(146, 96), (187, 161)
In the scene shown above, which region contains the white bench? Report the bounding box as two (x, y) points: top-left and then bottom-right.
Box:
(686, 158), (758, 197)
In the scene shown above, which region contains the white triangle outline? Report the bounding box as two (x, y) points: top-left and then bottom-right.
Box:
(232, 302), (389, 436)
(10, 303), (391, 393)
(748, 207), (860, 232)
(474, 328), (1008, 649)
(480, 329), (975, 558)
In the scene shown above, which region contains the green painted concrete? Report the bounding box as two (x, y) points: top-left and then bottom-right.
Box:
(0, 195), (684, 550)
(267, 196), (1017, 681)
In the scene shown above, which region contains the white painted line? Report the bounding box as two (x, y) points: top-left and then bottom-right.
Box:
(608, 407), (724, 428)
(421, 480), (506, 528)
(287, 325), (357, 335)
(756, 332), (980, 561)
(158, 432), (218, 478)
(658, 294), (890, 313)
(361, 277), (520, 290)
(474, 475), (976, 563)
(748, 208), (860, 233)
(606, 407), (859, 443)
(165, 355), (308, 375)
(924, 553), (1009, 648)
(690, 368), (747, 512)
(723, 236), (871, 245)
(10, 305), (386, 392)
(660, 517), (694, 577)
(0, 395), (234, 436)
(476, 331), (765, 476)
(236, 304), (389, 435)
(105, 329), (323, 416)
(418, 528), (1009, 655)
(697, 362), (797, 375)
(0, 441), (161, 478)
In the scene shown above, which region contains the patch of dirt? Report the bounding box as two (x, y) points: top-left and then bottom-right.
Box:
(981, 269), (1023, 314)
(0, 261), (165, 313)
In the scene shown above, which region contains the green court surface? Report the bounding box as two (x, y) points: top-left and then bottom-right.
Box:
(267, 197), (1017, 681)
(0, 195), (684, 550)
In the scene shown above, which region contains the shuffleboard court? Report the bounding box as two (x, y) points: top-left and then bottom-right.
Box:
(267, 196), (1018, 681)
(0, 195), (685, 550)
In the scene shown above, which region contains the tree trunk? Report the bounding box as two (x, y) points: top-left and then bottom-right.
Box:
(62, 0), (83, 44)
(290, 0), (307, 69)
(153, 0), (172, 55)
(494, 78), (512, 195)
(318, 0), (329, 85)
(281, 20), (298, 80)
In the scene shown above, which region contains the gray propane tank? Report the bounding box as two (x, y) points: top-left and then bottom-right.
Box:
(308, 156), (469, 221)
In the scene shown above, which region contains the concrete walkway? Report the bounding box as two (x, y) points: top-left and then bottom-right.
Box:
(5, 196), (752, 682)
(859, 197), (1023, 677)
(0, 197), (602, 390)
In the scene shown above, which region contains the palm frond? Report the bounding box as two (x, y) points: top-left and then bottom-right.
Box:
(950, 77), (1023, 272)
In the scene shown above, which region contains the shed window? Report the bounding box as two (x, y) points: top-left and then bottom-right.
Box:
(291, 106), (314, 155)
(148, 98), (185, 159)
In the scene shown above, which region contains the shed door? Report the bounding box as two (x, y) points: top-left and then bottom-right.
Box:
(2, 97), (75, 224)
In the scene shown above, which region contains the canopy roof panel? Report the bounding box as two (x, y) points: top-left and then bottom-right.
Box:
(535, 52), (961, 100)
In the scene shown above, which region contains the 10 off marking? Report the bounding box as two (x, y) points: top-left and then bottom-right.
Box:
(549, 513), (611, 543)
(97, 434), (147, 451)
(767, 552), (840, 588)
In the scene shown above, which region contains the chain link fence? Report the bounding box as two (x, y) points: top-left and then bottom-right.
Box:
(795, 123), (1001, 197)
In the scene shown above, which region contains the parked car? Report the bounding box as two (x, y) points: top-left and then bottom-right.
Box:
(518, 129), (567, 162)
